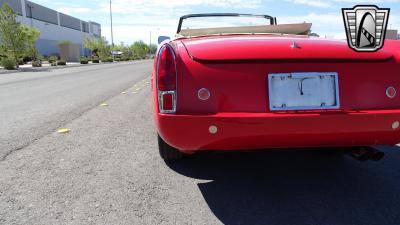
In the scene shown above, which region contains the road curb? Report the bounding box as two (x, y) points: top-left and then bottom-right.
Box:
(0, 60), (152, 75)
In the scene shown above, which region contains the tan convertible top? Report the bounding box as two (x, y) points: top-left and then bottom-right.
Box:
(179, 23), (312, 37)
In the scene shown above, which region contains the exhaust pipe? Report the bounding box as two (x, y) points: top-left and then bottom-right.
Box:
(368, 148), (385, 161)
(348, 147), (384, 162)
(349, 147), (371, 162)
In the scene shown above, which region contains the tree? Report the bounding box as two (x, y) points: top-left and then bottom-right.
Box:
(84, 37), (111, 59)
(112, 42), (125, 52)
(0, 3), (40, 67)
(148, 44), (157, 54)
(0, 3), (26, 68)
(20, 25), (40, 60)
(130, 41), (148, 59)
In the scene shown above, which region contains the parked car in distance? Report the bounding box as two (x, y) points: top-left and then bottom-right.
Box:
(152, 13), (400, 161)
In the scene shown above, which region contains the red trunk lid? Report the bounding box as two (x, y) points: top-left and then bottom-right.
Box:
(180, 35), (393, 62)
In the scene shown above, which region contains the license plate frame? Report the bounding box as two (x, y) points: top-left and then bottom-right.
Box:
(268, 72), (340, 111)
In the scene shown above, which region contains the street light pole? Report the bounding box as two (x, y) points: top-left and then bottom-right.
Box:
(109, 0), (114, 47)
(149, 30), (152, 46)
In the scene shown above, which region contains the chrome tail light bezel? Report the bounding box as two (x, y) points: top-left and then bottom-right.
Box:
(158, 91), (177, 114)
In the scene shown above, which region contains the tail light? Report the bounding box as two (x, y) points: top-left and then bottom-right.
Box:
(157, 44), (177, 113)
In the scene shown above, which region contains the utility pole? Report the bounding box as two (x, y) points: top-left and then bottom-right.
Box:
(109, 0), (115, 60)
(109, 0), (114, 47)
(149, 30), (152, 46)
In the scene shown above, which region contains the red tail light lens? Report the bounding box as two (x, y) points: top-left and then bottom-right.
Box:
(161, 93), (174, 111)
(157, 45), (177, 91)
(157, 44), (177, 114)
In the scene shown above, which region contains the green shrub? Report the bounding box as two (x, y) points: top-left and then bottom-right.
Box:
(51, 62), (57, 66)
(101, 57), (113, 63)
(22, 56), (32, 63)
(57, 60), (66, 66)
(115, 58), (121, 62)
(48, 56), (58, 63)
(32, 60), (42, 67)
(80, 57), (89, 64)
(1, 58), (17, 70)
(92, 58), (99, 63)
(17, 59), (24, 65)
(37, 54), (44, 61)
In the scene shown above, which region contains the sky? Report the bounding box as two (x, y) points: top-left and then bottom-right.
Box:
(32, 0), (400, 45)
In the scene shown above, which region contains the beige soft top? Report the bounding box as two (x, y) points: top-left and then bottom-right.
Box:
(178, 23), (312, 37)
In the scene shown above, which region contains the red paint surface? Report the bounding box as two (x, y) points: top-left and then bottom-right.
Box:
(181, 36), (393, 61)
(152, 35), (400, 151)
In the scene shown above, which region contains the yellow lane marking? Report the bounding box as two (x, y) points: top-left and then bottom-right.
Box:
(132, 91), (138, 94)
(133, 78), (149, 89)
(57, 128), (71, 134)
(121, 91), (127, 94)
(100, 103), (109, 107)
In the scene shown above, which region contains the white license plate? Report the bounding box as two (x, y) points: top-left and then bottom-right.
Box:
(268, 72), (340, 111)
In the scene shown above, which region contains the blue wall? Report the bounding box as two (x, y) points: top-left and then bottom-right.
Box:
(36, 39), (92, 57)
(36, 39), (59, 56)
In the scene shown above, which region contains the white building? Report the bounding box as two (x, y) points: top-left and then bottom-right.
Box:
(0, 0), (101, 56)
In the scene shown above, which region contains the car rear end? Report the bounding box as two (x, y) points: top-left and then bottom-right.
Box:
(152, 36), (400, 153)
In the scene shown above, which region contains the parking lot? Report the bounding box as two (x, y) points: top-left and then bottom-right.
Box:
(1, 60), (400, 225)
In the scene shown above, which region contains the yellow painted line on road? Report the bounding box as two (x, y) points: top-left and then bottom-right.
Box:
(135, 88), (141, 91)
(132, 91), (138, 94)
(133, 78), (150, 89)
(121, 91), (127, 94)
(57, 128), (71, 134)
(100, 103), (109, 107)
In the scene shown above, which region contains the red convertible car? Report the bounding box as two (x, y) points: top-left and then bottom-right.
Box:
(152, 13), (400, 161)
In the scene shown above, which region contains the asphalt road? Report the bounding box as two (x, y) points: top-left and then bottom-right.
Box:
(0, 61), (150, 160)
(1, 61), (400, 225)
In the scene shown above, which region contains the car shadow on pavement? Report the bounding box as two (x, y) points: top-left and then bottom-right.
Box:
(166, 146), (400, 225)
